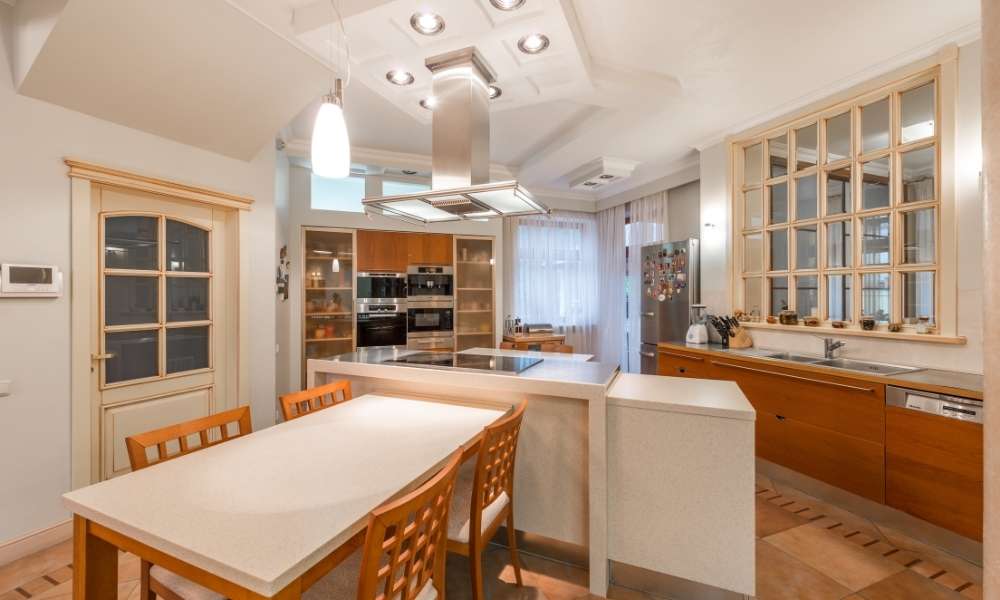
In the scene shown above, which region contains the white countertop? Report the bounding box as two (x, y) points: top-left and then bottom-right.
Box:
(459, 347), (594, 362)
(63, 394), (505, 597)
(606, 373), (756, 421)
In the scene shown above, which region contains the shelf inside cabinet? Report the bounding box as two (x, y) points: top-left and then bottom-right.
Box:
(305, 312), (352, 317)
(305, 337), (353, 343)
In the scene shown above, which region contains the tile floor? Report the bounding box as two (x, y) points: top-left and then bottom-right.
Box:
(0, 474), (984, 600)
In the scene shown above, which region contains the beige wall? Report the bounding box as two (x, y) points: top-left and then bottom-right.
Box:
(667, 180), (701, 243)
(981, 0), (998, 594)
(698, 42), (985, 373)
(0, 4), (278, 545)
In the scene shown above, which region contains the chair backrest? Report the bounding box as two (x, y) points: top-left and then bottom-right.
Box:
(469, 401), (527, 536)
(499, 341), (515, 349)
(357, 450), (462, 600)
(280, 380), (352, 421)
(126, 406), (252, 471)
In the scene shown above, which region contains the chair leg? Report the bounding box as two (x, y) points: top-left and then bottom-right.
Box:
(470, 545), (485, 600)
(505, 511), (524, 587)
(140, 559), (155, 600)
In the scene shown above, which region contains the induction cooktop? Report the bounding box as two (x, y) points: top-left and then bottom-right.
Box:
(383, 352), (542, 374)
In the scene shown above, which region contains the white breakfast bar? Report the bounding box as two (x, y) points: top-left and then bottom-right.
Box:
(308, 348), (757, 598)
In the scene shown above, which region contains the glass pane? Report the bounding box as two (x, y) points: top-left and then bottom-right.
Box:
(903, 272), (935, 321)
(768, 183), (788, 224)
(769, 277), (789, 316)
(744, 233), (763, 273)
(795, 175), (817, 220)
(795, 123), (818, 170)
(768, 133), (788, 178)
(795, 226), (818, 269)
(826, 166), (852, 214)
(825, 111), (851, 163)
(105, 276), (158, 326)
(862, 157), (891, 210)
(900, 82), (935, 143)
(744, 278), (763, 317)
(796, 275), (819, 318)
(745, 189), (763, 228)
(166, 220), (209, 272)
(769, 229), (789, 271)
(167, 326), (209, 374)
(167, 277), (209, 322)
(903, 208), (935, 263)
(901, 146), (935, 203)
(104, 216), (158, 270)
(311, 174), (367, 213)
(861, 97), (890, 153)
(861, 214), (891, 265)
(105, 330), (159, 384)
(827, 275), (852, 322)
(827, 221), (853, 268)
(861, 273), (891, 323)
(744, 143), (763, 186)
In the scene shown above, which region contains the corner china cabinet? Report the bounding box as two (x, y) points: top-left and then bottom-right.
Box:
(454, 236), (496, 351)
(302, 227), (355, 385)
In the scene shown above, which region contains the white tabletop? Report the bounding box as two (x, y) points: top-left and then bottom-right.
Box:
(63, 394), (505, 597)
(606, 373), (756, 421)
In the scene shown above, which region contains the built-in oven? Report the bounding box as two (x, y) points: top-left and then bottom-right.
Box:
(407, 300), (454, 351)
(407, 266), (453, 301)
(356, 301), (407, 348)
(357, 272), (407, 303)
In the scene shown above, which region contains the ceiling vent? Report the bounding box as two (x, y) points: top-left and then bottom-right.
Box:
(567, 157), (640, 191)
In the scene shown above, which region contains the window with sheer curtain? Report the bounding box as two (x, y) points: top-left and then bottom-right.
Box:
(506, 212), (599, 352)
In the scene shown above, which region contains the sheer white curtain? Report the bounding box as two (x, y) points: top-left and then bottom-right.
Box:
(506, 211), (599, 353)
(626, 191), (669, 372)
(596, 204), (627, 366)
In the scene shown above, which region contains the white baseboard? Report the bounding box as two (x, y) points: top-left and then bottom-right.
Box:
(0, 520), (73, 567)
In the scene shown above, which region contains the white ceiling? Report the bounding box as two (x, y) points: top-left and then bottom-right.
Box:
(264, 0), (979, 201)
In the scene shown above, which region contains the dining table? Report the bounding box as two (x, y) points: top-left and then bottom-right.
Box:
(63, 393), (508, 599)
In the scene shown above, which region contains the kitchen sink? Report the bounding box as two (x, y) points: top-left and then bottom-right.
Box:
(763, 352), (824, 363)
(813, 358), (921, 376)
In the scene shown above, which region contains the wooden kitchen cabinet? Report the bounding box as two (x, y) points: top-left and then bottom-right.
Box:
(407, 233), (453, 265)
(658, 349), (716, 379)
(356, 230), (409, 272)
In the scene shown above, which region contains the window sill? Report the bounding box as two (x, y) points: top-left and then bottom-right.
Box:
(740, 321), (966, 345)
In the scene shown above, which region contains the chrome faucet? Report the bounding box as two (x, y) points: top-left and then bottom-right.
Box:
(823, 338), (846, 359)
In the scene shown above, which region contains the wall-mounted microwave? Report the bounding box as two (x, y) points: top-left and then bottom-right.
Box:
(0, 264), (64, 298)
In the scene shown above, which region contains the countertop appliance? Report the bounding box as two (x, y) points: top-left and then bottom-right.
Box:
(356, 272), (407, 303)
(524, 323), (554, 335)
(407, 265), (453, 301)
(406, 299), (454, 352)
(685, 304), (709, 345)
(885, 385), (983, 540)
(356, 301), (407, 348)
(639, 238), (700, 374)
(383, 352), (542, 374)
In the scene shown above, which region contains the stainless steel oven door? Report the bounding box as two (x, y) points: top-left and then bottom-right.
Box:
(407, 301), (454, 336)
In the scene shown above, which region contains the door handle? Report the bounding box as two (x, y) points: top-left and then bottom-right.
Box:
(91, 353), (115, 361)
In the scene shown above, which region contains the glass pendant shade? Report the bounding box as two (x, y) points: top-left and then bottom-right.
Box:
(311, 96), (351, 179)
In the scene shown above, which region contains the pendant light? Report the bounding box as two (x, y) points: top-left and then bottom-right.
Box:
(312, 0), (351, 179)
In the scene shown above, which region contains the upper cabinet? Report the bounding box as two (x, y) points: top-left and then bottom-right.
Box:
(356, 230), (408, 273)
(408, 233), (453, 266)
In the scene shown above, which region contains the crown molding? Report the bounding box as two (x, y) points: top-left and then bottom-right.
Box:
(691, 24), (980, 152)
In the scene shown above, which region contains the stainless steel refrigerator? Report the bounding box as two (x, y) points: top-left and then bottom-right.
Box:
(639, 238), (700, 374)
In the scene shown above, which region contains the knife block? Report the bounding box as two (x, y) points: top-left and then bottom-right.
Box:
(728, 327), (754, 349)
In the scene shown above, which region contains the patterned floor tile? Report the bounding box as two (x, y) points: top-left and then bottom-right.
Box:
(756, 497), (810, 538)
(755, 540), (851, 600)
(857, 569), (965, 599)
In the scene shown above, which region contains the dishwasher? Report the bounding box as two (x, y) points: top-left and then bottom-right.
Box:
(885, 385), (983, 540)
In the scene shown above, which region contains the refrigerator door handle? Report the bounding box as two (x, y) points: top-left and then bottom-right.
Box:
(640, 351), (656, 358)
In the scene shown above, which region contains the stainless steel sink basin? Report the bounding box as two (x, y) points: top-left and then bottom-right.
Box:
(813, 358), (921, 376)
(763, 352), (824, 364)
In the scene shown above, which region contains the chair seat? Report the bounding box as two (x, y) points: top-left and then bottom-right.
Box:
(304, 548), (438, 600)
(447, 461), (510, 544)
(150, 566), (225, 600)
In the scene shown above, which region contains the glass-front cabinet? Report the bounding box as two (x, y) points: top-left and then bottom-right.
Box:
(302, 228), (355, 385)
(454, 236), (495, 351)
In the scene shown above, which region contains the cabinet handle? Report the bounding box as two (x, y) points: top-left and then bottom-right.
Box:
(640, 351), (656, 358)
(91, 353), (115, 361)
(710, 361), (875, 394)
(660, 350), (705, 362)
(776, 414), (786, 421)
(642, 312), (655, 318)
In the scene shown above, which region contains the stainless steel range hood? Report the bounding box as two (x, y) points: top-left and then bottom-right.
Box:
(362, 47), (549, 223)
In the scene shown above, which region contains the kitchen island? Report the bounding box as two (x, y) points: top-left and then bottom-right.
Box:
(308, 348), (756, 598)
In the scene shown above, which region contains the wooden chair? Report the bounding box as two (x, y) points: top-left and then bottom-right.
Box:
(280, 379), (353, 422)
(552, 344), (573, 354)
(499, 341), (515, 350)
(126, 406), (253, 600)
(447, 401), (528, 600)
(303, 450), (463, 600)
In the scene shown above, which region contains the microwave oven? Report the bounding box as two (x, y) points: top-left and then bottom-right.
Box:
(0, 264), (63, 297)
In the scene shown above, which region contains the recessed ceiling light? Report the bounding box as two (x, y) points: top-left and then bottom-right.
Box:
(517, 33), (549, 54)
(419, 97), (439, 110)
(402, 169), (418, 175)
(583, 181), (599, 187)
(490, 0), (526, 10)
(386, 70), (414, 86)
(410, 12), (445, 35)
(487, 85), (502, 100)
(598, 174), (615, 179)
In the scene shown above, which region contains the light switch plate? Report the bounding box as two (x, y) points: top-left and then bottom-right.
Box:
(0, 380), (10, 397)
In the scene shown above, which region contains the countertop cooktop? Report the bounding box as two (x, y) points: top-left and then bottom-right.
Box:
(659, 340), (983, 399)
